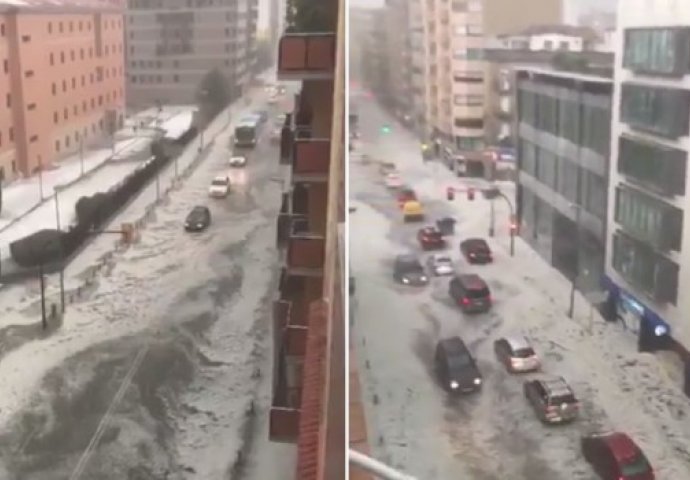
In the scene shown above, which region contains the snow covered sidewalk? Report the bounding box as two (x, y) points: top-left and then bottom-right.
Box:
(0, 106), (197, 234)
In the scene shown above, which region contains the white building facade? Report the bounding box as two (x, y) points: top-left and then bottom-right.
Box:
(605, 0), (690, 349)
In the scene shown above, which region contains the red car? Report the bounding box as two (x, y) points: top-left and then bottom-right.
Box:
(581, 432), (654, 480)
(417, 227), (446, 250)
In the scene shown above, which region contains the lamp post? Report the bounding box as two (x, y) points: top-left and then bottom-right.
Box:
(38, 157), (44, 201)
(54, 186), (66, 314)
(567, 204), (582, 319)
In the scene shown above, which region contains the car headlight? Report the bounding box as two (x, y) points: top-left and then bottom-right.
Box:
(473, 378), (482, 385)
(402, 277), (409, 284)
(185, 222), (189, 227)
(197, 223), (203, 228)
(450, 381), (459, 389)
(420, 276), (427, 281)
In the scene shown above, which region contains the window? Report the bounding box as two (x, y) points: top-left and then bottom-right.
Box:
(468, 0), (482, 11)
(468, 25), (482, 36)
(454, 117), (484, 129)
(520, 141), (537, 176)
(580, 171), (607, 219)
(54, 112), (58, 123)
(48, 22), (52, 34)
(581, 101), (610, 156)
(451, 1), (467, 11)
(55, 140), (60, 152)
(70, 50), (75, 61)
(65, 136), (70, 147)
(25, 70), (34, 78)
(51, 83), (56, 95)
(60, 52), (65, 63)
(618, 135), (687, 196)
(6, 93), (10, 108)
(536, 148), (557, 189)
(557, 96), (579, 144)
(173, 74), (179, 82)
(72, 78), (76, 89)
(64, 108), (68, 120)
(623, 28), (690, 76)
(21, 35), (30, 42)
(559, 41), (569, 50)
(620, 83), (690, 139)
(62, 80), (67, 92)
(612, 232), (679, 304)
(29, 135), (37, 143)
(9, 127), (12, 142)
(3, 59), (7, 73)
(556, 156), (579, 203)
(544, 40), (553, 50)
(615, 186), (683, 251)
(50, 53), (54, 65)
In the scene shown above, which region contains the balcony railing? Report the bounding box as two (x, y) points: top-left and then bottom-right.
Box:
(287, 232), (325, 275)
(277, 32), (336, 80)
(292, 138), (331, 183)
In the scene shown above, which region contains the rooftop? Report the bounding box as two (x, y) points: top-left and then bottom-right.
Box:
(516, 66), (613, 84)
(500, 24), (600, 41)
(0, 0), (121, 12)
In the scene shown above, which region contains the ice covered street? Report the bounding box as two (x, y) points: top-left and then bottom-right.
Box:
(0, 92), (286, 479)
(350, 96), (690, 480)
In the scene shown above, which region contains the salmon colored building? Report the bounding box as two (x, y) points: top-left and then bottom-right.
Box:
(0, 0), (125, 181)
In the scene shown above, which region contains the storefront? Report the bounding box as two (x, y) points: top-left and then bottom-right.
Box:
(602, 275), (671, 338)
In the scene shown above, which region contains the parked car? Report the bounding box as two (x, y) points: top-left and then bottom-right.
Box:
(460, 238), (493, 264)
(378, 162), (397, 176)
(434, 336), (482, 394)
(397, 187), (417, 208)
(393, 254), (428, 286)
(402, 200), (424, 222)
(426, 253), (454, 276)
(448, 274), (492, 313)
(229, 155), (247, 167)
(417, 226), (446, 250)
(581, 432), (654, 480)
(385, 172), (403, 189)
(524, 377), (580, 424)
(184, 206), (211, 232)
(208, 175), (231, 198)
(494, 336), (540, 373)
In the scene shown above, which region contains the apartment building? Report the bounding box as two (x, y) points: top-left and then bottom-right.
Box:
(516, 67), (612, 295)
(269, 0), (347, 478)
(125, 0), (258, 108)
(603, 0), (690, 350)
(414, 0), (562, 150)
(0, 0), (125, 181)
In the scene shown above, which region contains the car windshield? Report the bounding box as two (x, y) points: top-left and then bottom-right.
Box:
(401, 261), (423, 273)
(514, 347), (535, 358)
(466, 287), (490, 299)
(620, 455), (650, 476)
(468, 240), (489, 251)
(191, 208), (206, 216)
(212, 179), (228, 186)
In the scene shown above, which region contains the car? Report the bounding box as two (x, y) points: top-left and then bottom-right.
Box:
(426, 253), (454, 276)
(229, 155), (247, 167)
(254, 110), (268, 123)
(184, 206), (211, 232)
(494, 336), (540, 373)
(393, 254), (428, 286)
(379, 162), (397, 176)
(402, 200), (424, 222)
(384, 172), (403, 188)
(581, 432), (654, 480)
(397, 188), (417, 208)
(460, 238), (493, 264)
(434, 336), (482, 394)
(208, 175), (231, 198)
(448, 274), (492, 313)
(523, 376), (580, 424)
(417, 226), (446, 250)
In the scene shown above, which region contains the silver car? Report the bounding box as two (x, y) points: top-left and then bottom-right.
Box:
(494, 336), (541, 373)
(524, 377), (580, 424)
(426, 254), (454, 276)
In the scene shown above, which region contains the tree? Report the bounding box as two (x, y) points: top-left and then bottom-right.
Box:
(197, 69), (231, 120)
(286, 0), (334, 32)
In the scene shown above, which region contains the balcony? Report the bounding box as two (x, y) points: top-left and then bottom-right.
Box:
(292, 138), (331, 183)
(287, 229), (326, 276)
(277, 33), (336, 80)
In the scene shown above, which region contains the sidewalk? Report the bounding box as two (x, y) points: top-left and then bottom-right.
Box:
(0, 106), (197, 234)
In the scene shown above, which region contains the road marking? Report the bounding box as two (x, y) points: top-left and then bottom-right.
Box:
(68, 345), (149, 480)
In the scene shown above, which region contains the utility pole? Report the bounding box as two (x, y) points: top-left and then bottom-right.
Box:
(39, 262), (47, 330)
(568, 204), (582, 319)
(38, 158), (44, 201)
(489, 200), (495, 237)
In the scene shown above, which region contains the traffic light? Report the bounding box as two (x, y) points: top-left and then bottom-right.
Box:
(381, 125), (391, 134)
(467, 188), (475, 201)
(421, 143), (429, 151)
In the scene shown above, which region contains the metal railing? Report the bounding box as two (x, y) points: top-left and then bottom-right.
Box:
(349, 449), (418, 480)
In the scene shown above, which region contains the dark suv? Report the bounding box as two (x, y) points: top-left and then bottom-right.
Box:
(449, 274), (492, 313)
(393, 254), (428, 286)
(434, 337), (482, 394)
(524, 376), (579, 424)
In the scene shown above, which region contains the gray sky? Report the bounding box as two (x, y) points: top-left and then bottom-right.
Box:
(348, 0), (617, 23)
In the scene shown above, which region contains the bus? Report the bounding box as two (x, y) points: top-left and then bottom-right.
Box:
(234, 116), (261, 149)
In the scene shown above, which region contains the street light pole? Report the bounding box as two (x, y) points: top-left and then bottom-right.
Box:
(567, 204), (582, 319)
(489, 200), (495, 237)
(54, 188), (66, 314)
(38, 159), (44, 201)
(39, 261), (47, 330)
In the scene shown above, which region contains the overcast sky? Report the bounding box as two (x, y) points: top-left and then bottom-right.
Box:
(348, 0), (617, 23)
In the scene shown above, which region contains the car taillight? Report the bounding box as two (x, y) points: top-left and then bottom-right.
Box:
(487, 296), (493, 303)
(461, 298), (470, 305)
